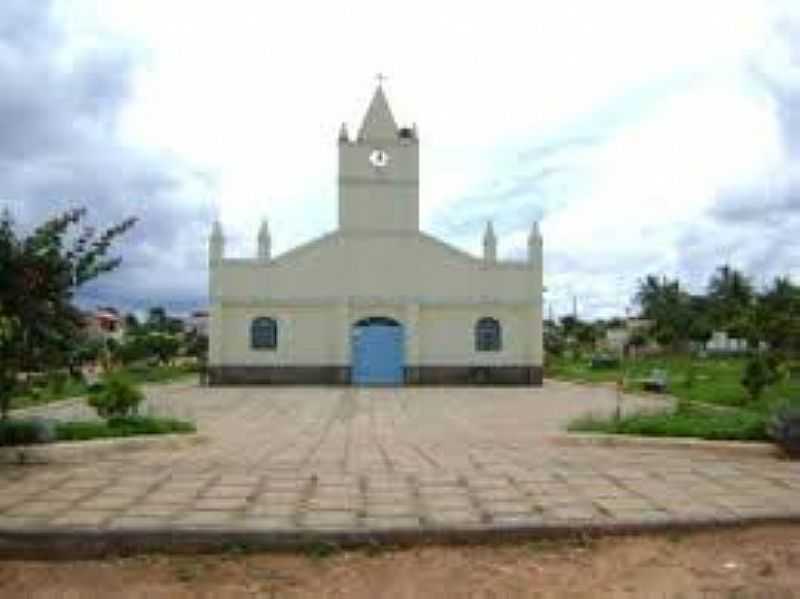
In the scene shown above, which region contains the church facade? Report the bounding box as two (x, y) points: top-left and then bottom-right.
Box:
(208, 85), (544, 385)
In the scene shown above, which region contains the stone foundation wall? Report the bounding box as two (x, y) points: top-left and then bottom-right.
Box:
(405, 366), (542, 386)
(208, 366), (351, 385)
(208, 365), (543, 386)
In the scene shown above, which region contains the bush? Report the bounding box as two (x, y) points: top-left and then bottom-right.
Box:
(87, 373), (144, 419)
(741, 353), (780, 403)
(591, 355), (620, 370)
(569, 403), (769, 441)
(0, 418), (57, 446)
(768, 404), (800, 458)
(45, 371), (69, 395)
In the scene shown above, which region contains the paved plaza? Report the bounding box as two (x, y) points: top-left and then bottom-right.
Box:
(1, 382), (799, 545)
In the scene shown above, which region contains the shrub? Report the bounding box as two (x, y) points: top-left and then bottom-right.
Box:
(87, 373), (144, 419)
(0, 418), (57, 446)
(45, 371), (69, 395)
(741, 353), (780, 403)
(55, 416), (195, 441)
(569, 403), (769, 441)
(591, 355), (620, 370)
(768, 405), (800, 459)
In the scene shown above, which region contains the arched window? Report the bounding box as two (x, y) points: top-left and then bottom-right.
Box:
(475, 317), (501, 352)
(251, 317), (277, 350)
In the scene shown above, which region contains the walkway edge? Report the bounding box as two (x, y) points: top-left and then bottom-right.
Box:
(549, 432), (780, 458)
(2, 516), (800, 559)
(0, 433), (208, 465)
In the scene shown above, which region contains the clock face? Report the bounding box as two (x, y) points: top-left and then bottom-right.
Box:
(369, 149), (390, 168)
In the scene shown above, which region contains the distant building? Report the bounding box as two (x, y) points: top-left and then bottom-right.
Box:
(188, 310), (209, 337)
(705, 331), (751, 354)
(604, 318), (654, 353)
(84, 307), (125, 342)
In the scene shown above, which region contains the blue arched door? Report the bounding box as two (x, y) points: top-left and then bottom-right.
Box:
(352, 317), (405, 385)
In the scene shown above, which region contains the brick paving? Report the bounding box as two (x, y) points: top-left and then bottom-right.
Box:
(2, 382), (799, 540)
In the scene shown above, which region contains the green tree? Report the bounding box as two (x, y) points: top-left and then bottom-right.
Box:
(559, 315), (580, 341)
(146, 307), (167, 331)
(635, 275), (692, 351)
(686, 295), (713, 345)
(755, 277), (800, 357)
(0, 208), (135, 418)
(741, 353), (780, 403)
(142, 332), (181, 366)
(123, 312), (140, 332)
(707, 265), (754, 335)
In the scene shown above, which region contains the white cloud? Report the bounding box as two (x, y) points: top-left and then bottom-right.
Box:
(35, 0), (800, 316)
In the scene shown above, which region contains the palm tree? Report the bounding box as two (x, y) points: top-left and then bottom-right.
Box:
(707, 265), (754, 336)
(634, 275), (692, 351)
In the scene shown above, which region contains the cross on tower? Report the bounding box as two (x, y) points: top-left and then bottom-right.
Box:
(376, 73), (387, 86)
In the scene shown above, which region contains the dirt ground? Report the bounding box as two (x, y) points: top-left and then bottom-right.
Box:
(2, 525), (800, 598)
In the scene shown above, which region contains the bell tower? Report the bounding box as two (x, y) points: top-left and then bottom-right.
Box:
(338, 82), (419, 232)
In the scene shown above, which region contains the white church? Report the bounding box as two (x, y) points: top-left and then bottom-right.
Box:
(208, 84), (544, 386)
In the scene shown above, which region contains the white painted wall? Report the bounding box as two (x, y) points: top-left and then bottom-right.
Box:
(212, 301), (540, 367)
(213, 232), (536, 303)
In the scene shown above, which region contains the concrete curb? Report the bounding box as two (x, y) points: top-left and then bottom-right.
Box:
(0, 433), (208, 465)
(549, 432), (780, 458)
(1, 514), (800, 559)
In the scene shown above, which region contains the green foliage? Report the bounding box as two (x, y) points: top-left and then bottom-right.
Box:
(117, 331), (181, 366)
(627, 332), (648, 350)
(544, 324), (565, 357)
(632, 266), (771, 352)
(304, 540), (341, 561)
(146, 307), (167, 330)
(123, 363), (196, 383)
(0, 418), (57, 446)
(590, 355), (620, 370)
(87, 373), (144, 419)
(559, 315), (599, 347)
(741, 353), (780, 403)
(5, 362), (195, 412)
(755, 277), (800, 355)
(550, 353), (800, 410)
(143, 307), (184, 335)
(707, 265), (755, 333)
(66, 336), (105, 374)
(635, 275), (696, 350)
(144, 332), (181, 365)
(55, 416), (195, 441)
(569, 402), (768, 441)
(0, 208), (136, 418)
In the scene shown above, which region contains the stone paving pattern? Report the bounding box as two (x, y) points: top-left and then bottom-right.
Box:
(2, 382), (799, 535)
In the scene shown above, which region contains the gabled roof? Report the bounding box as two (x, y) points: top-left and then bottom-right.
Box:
(357, 85), (398, 141)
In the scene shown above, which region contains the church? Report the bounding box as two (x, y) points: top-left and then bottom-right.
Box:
(207, 84), (544, 386)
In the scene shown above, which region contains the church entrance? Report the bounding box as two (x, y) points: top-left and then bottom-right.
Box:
(351, 317), (405, 385)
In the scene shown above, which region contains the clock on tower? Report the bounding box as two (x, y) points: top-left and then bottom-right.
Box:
(337, 84), (419, 232)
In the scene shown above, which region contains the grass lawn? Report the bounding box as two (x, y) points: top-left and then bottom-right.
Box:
(548, 353), (800, 409)
(554, 353), (800, 441)
(569, 402), (770, 441)
(55, 416), (196, 442)
(10, 363), (198, 411)
(0, 416), (196, 446)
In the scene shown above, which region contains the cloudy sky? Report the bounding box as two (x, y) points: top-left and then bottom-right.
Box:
(2, 0), (799, 318)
